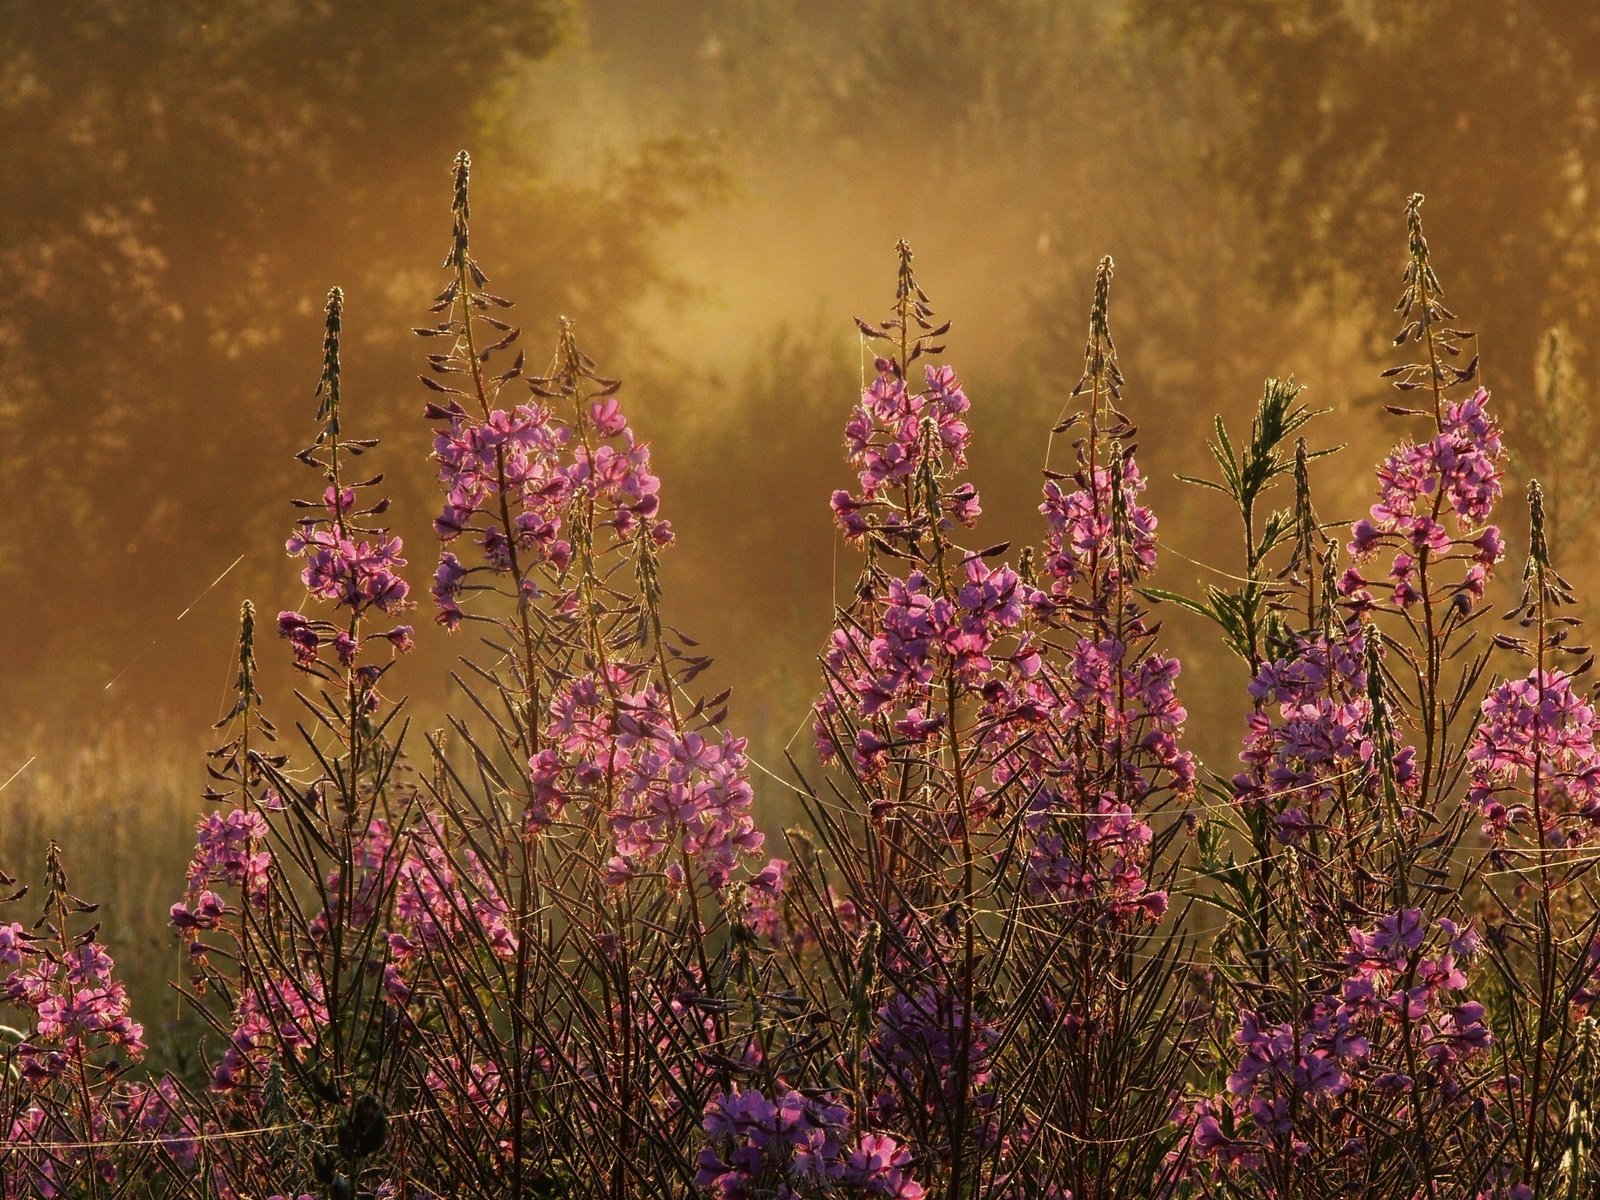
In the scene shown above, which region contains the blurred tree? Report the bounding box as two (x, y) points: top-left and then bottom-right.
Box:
(663, 318), (858, 775)
(679, 0), (1386, 762)
(1132, 0), (1600, 448)
(0, 2), (722, 716)
(685, 0), (1375, 462)
(1528, 326), (1598, 555)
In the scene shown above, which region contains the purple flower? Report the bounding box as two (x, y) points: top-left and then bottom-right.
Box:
(832, 360), (981, 543)
(277, 610), (320, 666)
(695, 1085), (885, 1197)
(843, 1133), (925, 1198)
(1469, 668), (1600, 852)
(1344, 388), (1505, 611)
(742, 858), (788, 944)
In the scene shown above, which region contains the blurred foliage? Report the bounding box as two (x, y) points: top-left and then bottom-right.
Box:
(5, 0), (1595, 795)
(661, 0), (1382, 767)
(681, 0), (1372, 475)
(1133, 1), (1600, 438)
(666, 319), (858, 771)
(0, 1), (723, 713)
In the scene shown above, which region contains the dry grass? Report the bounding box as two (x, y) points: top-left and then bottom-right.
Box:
(0, 723), (212, 1066)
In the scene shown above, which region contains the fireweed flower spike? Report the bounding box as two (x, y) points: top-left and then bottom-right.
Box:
(166, 599), (286, 1190)
(1467, 480), (1600, 1195)
(417, 155), (754, 885)
(806, 241), (1035, 1198)
(1341, 193), (1504, 812)
(387, 154), (766, 1199)
(170, 602), (273, 964)
(1174, 196), (1509, 1200)
(797, 248), (1195, 1200)
(1232, 617), (1417, 887)
(167, 285), (420, 1200)
(166, 603), (319, 1193)
(1021, 256), (1195, 921)
(831, 240), (970, 548)
(1469, 483), (1598, 857)
(997, 255), (1198, 1199)
(284, 288), (414, 657)
(423, 151), (582, 639)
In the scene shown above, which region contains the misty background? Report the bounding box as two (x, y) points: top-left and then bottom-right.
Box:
(3, 0), (1599, 1026)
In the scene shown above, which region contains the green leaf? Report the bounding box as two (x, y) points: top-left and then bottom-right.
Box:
(1210, 416), (1243, 496)
(1175, 473), (1231, 496)
(1139, 587), (1213, 620)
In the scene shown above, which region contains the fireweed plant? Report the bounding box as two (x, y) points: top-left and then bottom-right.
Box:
(398, 151), (767, 1199)
(173, 284), (421, 1200)
(0, 162), (1597, 1200)
(803, 248), (1196, 1200)
(0, 846), (185, 1198)
(1168, 195), (1532, 1200)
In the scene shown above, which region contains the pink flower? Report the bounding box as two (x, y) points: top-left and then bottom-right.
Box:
(1344, 388), (1505, 611)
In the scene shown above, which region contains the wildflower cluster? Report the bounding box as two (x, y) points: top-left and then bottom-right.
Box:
(1006, 257), (1194, 923)
(1185, 909), (1494, 1191)
(169, 808), (269, 939)
(1039, 448), (1156, 601)
(423, 154), (669, 634)
(0, 848), (179, 1198)
(796, 251), (1199, 1200)
(5, 922), (145, 1082)
(1166, 192), (1526, 1200)
(8, 165), (1600, 1200)
(1344, 388), (1505, 612)
(695, 1086), (923, 1199)
(279, 288), (416, 682)
(1232, 623), (1412, 848)
(831, 248), (972, 544)
(538, 664), (762, 888)
(1470, 665), (1600, 851)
